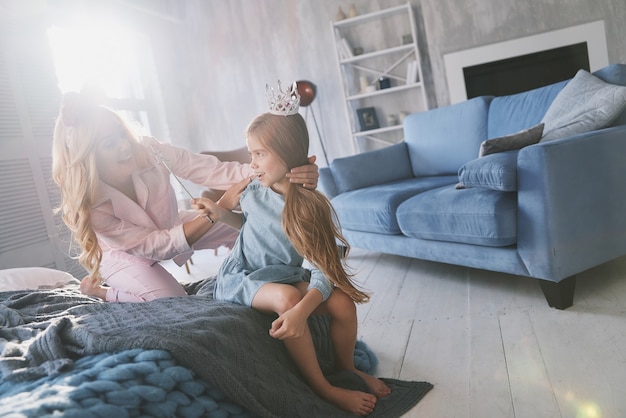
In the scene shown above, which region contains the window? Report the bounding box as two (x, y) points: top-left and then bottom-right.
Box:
(47, 20), (157, 136)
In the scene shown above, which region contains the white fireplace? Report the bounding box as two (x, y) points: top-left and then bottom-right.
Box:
(444, 20), (609, 104)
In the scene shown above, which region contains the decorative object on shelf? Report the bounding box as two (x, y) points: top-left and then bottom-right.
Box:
(295, 80), (330, 165)
(353, 46), (364, 56)
(378, 76), (391, 89)
(347, 4), (358, 18)
(402, 34), (413, 45)
(357, 107), (380, 131)
(386, 114), (399, 126)
(336, 6), (346, 21)
(399, 110), (409, 123)
(359, 76), (369, 93)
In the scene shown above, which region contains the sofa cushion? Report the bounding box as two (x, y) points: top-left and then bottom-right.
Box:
(488, 81), (567, 138)
(479, 123), (543, 157)
(540, 69), (626, 142)
(397, 185), (517, 247)
(403, 96), (491, 177)
(330, 143), (412, 193)
(457, 150), (519, 192)
(331, 176), (458, 234)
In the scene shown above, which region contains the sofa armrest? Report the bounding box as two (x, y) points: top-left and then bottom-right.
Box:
(328, 143), (413, 194)
(517, 124), (626, 281)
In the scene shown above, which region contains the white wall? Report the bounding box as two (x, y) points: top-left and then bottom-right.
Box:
(162, 0), (626, 160)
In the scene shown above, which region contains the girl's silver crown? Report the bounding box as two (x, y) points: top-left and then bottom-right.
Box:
(266, 81), (300, 116)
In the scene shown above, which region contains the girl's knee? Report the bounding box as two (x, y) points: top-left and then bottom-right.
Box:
(274, 286), (303, 313)
(327, 290), (356, 319)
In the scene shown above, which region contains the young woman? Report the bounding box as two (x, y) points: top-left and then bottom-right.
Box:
(51, 91), (318, 302)
(191, 84), (391, 416)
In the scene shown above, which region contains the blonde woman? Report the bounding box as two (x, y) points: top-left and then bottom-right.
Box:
(51, 91), (318, 302)
(191, 84), (391, 416)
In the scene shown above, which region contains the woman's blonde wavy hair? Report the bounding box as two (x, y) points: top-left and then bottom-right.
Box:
(52, 102), (149, 281)
(246, 113), (369, 303)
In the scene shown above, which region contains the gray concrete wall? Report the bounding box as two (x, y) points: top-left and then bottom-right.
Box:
(168, 0), (626, 161)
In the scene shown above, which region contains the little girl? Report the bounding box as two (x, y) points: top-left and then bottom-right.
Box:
(191, 82), (390, 416)
(51, 91), (318, 303)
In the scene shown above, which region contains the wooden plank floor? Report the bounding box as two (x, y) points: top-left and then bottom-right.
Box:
(165, 247), (626, 418)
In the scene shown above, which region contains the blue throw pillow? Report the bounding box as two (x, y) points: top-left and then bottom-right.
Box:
(330, 143), (413, 193)
(404, 96), (491, 177)
(487, 81), (566, 138)
(457, 150), (519, 192)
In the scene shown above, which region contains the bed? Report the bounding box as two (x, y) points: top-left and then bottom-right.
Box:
(0, 268), (432, 417)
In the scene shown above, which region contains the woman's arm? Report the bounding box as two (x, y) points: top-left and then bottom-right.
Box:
(147, 137), (319, 190)
(93, 209), (200, 261)
(145, 137), (252, 190)
(182, 214), (220, 244)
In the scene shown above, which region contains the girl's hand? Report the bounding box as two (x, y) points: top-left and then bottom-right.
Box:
(191, 197), (224, 220)
(269, 306), (308, 340)
(286, 155), (318, 189)
(191, 196), (243, 229)
(219, 176), (253, 210)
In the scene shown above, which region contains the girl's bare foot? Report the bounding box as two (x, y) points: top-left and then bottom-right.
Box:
(321, 385), (377, 416)
(355, 369), (392, 398)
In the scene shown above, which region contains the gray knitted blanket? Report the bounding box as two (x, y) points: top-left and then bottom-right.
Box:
(0, 278), (432, 417)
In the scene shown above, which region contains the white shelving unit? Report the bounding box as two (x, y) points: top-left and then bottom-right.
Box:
(331, 3), (429, 152)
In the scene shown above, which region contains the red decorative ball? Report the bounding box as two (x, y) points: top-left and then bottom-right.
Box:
(296, 80), (316, 106)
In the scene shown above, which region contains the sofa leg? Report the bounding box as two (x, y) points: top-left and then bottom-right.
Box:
(538, 275), (577, 309)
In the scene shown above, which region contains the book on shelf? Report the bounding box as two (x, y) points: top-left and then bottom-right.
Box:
(405, 60), (418, 84)
(405, 60), (414, 84)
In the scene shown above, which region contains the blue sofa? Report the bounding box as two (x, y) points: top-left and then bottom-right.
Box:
(320, 64), (626, 309)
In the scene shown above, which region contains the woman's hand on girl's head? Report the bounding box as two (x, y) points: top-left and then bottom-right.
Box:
(286, 155), (318, 189)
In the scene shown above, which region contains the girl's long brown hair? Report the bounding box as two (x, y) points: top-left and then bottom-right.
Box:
(247, 113), (369, 303)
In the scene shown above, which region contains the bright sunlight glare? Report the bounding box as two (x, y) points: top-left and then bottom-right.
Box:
(47, 20), (141, 99)
(577, 401), (601, 418)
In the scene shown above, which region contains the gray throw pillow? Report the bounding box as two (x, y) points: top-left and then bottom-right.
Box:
(479, 123), (544, 157)
(540, 69), (626, 142)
